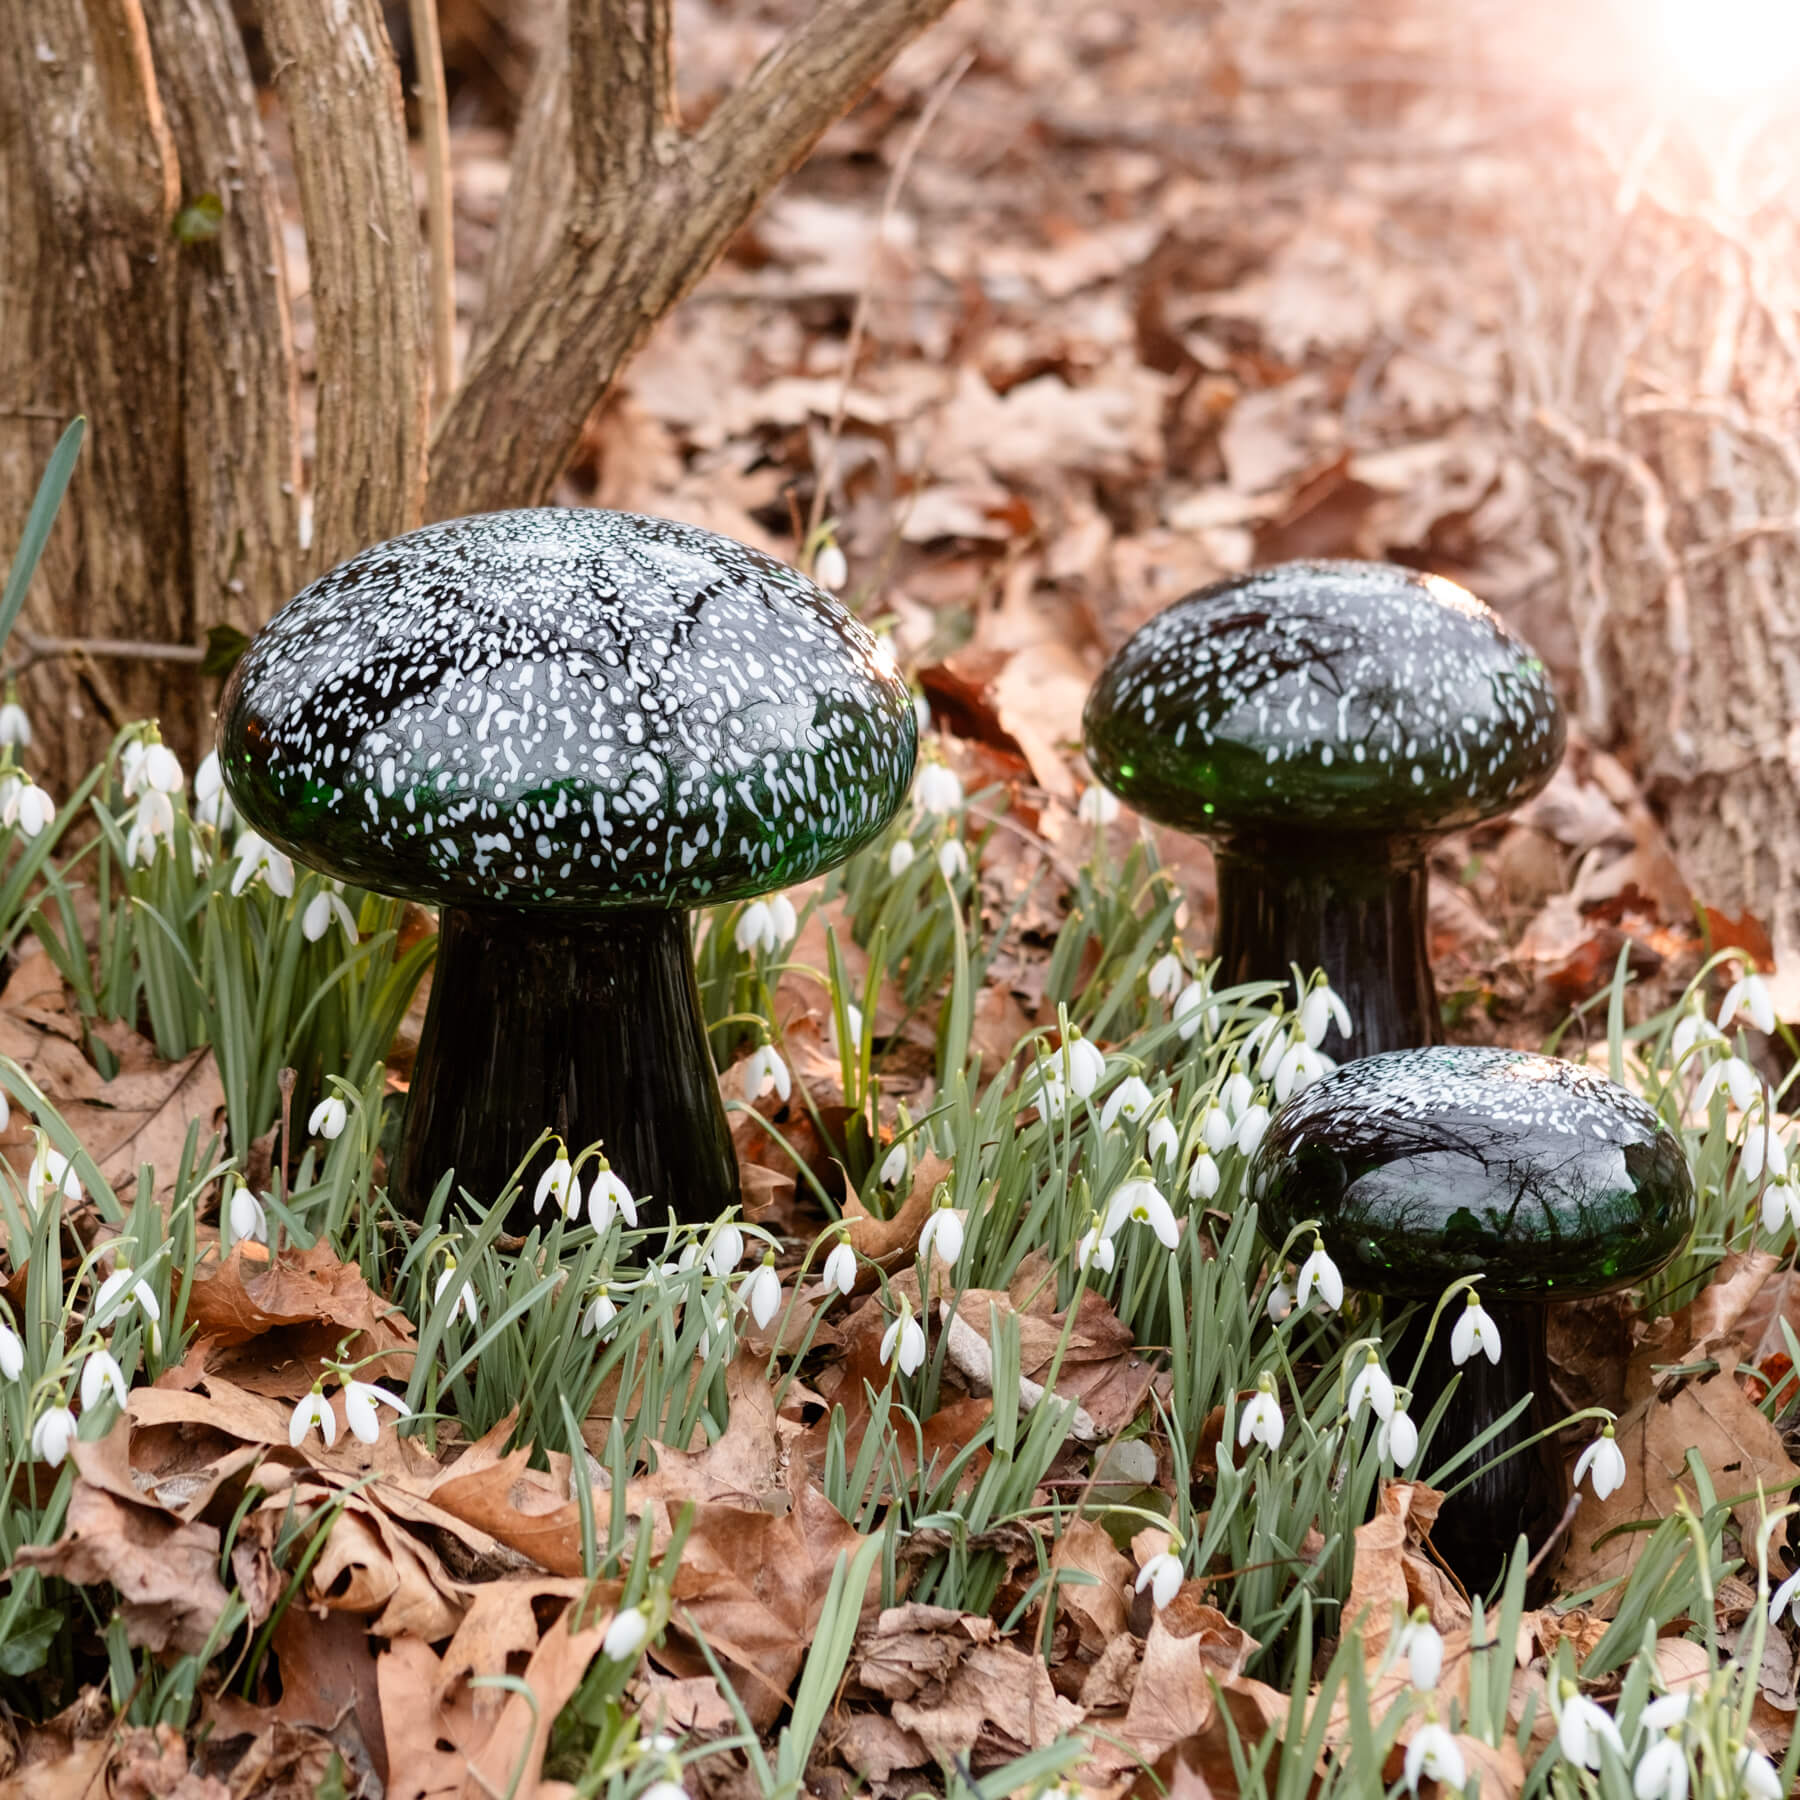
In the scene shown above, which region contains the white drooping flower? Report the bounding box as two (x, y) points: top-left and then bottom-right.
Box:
(1557, 1686), (1625, 1770)
(1736, 1747), (1783, 1800)
(1077, 785), (1120, 825)
(1234, 1100), (1271, 1156)
(1147, 1116), (1180, 1165)
(1299, 980), (1352, 1050)
(226, 1177), (268, 1247)
(1100, 1076), (1154, 1130)
(1396, 1608), (1443, 1692)
(741, 1255), (782, 1330)
(1403, 1721), (1466, 1796)
(1076, 1216), (1115, 1276)
(342, 1377), (409, 1445)
(230, 829), (295, 898)
(1172, 979), (1216, 1042)
(193, 750), (235, 830)
(1378, 1407), (1420, 1470)
(302, 887), (360, 945)
(534, 1146), (578, 1218)
(1294, 1238), (1344, 1311)
(936, 838), (970, 881)
(813, 542), (849, 591)
(1719, 971), (1776, 1035)
(1573, 1424), (1627, 1500)
(879, 1142), (909, 1186)
(0, 697), (31, 747)
(1238, 1377), (1284, 1451)
(913, 761), (964, 817)
(1631, 1734), (1687, 1800)
(1105, 1173), (1179, 1250)
(1450, 1293), (1503, 1365)
(918, 1203), (965, 1269)
(124, 789), (175, 866)
(1741, 1115), (1789, 1185)
(1187, 1152), (1219, 1200)
(581, 1288), (619, 1339)
(32, 1399), (79, 1467)
(1064, 1032), (1107, 1100)
(1346, 1349), (1396, 1423)
(740, 1043), (791, 1104)
(707, 1223), (746, 1277)
(603, 1604), (652, 1662)
(1265, 1277), (1294, 1324)
(80, 1348), (130, 1412)
(1670, 1004), (1726, 1069)
(1761, 1177), (1800, 1239)
(25, 1135), (82, 1212)
(1199, 1104), (1232, 1154)
(4, 776), (55, 839)
(734, 900), (778, 956)
(1273, 1038), (1325, 1102)
(587, 1159), (638, 1233)
(1693, 1054), (1761, 1115)
(289, 1386), (337, 1450)
(1135, 1548), (1183, 1610)
(880, 1299), (926, 1376)
(821, 1233), (857, 1297)
(1024, 1057), (1068, 1121)
(0, 1313), (23, 1382)
(434, 1256), (480, 1328)
(309, 1095), (349, 1140)
(888, 839), (917, 877)
(1147, 950), (1184, 1002)
(1221, 1064), (1254, 1119)
(1769, 1563), (1800, 1627)
(94, 1262), (161, 1342)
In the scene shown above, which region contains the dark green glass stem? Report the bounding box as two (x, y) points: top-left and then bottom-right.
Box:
(393, 905), (739, 1233)
(1213, 836), (1440, 1055)
(1393, 1298), (1567, 1603)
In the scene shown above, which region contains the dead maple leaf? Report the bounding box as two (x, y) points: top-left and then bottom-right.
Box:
(1116, 1593), (1259, 1765)
(890, 1639), (1085, 1766)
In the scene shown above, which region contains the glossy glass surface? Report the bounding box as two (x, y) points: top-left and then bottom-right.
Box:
(1083, 561), (1564, 838)
(220, 509), (917, 911)
(1252, 1048), (1694, 1298)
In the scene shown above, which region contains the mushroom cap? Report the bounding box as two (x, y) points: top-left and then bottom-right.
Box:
(1251, 1047), (1693, 1300)
(1082, 561), (1564, 839)
(218, 509), (917, 910)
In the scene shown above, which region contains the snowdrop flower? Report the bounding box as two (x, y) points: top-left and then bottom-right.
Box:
(1736, 1747), (1783, 1799)
(289, 1386), (337, 1450)
(0, 695), (31, 747)
(1234, 1099), (1271, 1156)
(1299, 979), (1352, 1050)
(302, 887), (359, 945)
(740, 1042), (791, 1104)
(1221, 1064), (1254, 1119)
(1100, 1076), (1154, 1130)
(1639, 1694), (1690, 1736)
(587, 1158), (637, 1233)
(1265, 1276), (1294, 1324)
(32, 1398), (79, 1467)
(1147, 1116), (1180, 1165)
(1395, 1607), (1443, 1692)
(1061, 1031), (1106, 1100)
(1077, 785), (1120, 825)
(1273, 1038), (1325, 1102)
(434, 1256), (480, 1328)
(230, 829), (295, 897)
(734, 900), (777, 955)
(342, 1376), (409, 1445)
(1135, 1547), (1183, 1610)
(1741, 1115), (1789, 1184)
(25, 1135), (82, 1212)
(1719, 971), (1776, 1035)
(880, 1299), (926, 1376)
(1670, 1004), (1725, 1065)
(813, 542), (849, 591)
(4, 776), (55, 839)
(0, 1313), (22, 1382)
(1294, 1237), (1344, 1311)
(141, 743), (183, 794)
(879, 1142), (909, 1186)
(821, 1232), (857, 1297)
(1404, 1720), (1466, 1796)
(1346, 1349), (1396, 1423)
(1238, 1375), (1284, 1451)
(707, 1223), (746, 1277)
(1147, 950), (1185, 1002)
(1172, 980), (1216, 1042)
(1761, 1177), (1800, 1238)
(1574, 1423), (1627, 1500)
(838, 1002), (865, 1052)
(887, 839), (917, 877)
(1024, 1059), (1068, 1121)
(1076, 1214), (1115, 1276)
(604, 1604), (652, 1662)
(80, 1348), (129, 1413)
(1105, 1171), (1179, 1249)
(936, 838), (970, 881)
(1378, 1406), (1420, 1470)
(94, 1262), (161, 1344)
(1769, 1563), (1800, 1627)
(918, 1202), (964, 1269)
(581, 1287), (619, 1339)
(1199, 1104), (1232, 1154)
(1187, 1152), (1219, 1200)
(1245, 1011), (1288, 1078)
(641, 1783), (690, 1800)
(1557, 1686), (1625, 1770)
(1632, 1733), (1687, 1800)
(1694, 1054), (1760, 1115)
(309, 1094), (348, 1140)
(914, 761), (964, 816)
(533, 1145), (578, 1218)
(193, 750), (234, 830)
(124, 789), (174, 866)
(741, 1255), (782, 1330)
(1450, 1292), (1502, 1366)
(225, 1177), (267, 1247)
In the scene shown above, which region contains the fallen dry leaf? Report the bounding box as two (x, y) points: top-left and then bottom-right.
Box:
(891, 1639), (1085, 1765)
(1117, 1593), (1258, 1764)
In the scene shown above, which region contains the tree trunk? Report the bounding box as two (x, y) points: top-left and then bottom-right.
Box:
(1514, 114), (1800, 981)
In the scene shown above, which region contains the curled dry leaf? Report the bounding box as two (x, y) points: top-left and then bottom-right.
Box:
(1115, 1592), (1260, 1766)
(890, 1640), (1085, 1765)
(839, 1148), (951, 1261)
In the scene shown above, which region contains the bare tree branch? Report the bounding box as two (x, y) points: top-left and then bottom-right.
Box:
(408, 0), (459, 410)
(568, 0), (678, 202)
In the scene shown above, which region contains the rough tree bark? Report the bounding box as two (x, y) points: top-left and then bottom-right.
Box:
(1514, 114), (1800, 985)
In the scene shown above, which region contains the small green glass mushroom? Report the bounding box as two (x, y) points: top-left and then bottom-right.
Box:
(1083, 561), (1565, 1052)
(1250, 1046), (1694, 1596)
(218, 508), (916, 1231)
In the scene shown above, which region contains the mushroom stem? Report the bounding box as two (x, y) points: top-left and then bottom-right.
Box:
(394, 905), (738, 1231)
(1392, 1298), (1567, 1601)
(1213, 835), (1439, 1054)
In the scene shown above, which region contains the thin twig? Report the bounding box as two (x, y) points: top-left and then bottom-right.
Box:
(408, 0), (458, 409)
(1, 630), (206, 684)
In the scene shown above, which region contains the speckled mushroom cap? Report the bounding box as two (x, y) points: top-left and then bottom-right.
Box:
(1082, 561), (1564, 838)
(219, 509), (917, 909)
(1251, 1048), (1694, 1300)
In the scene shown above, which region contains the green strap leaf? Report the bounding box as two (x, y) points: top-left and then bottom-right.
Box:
(0, 416), (86, 658)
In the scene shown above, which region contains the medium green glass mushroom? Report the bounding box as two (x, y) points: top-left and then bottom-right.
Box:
(219, 508), (916, 1230)
(1082, 561), (1565, 1052)
(1251, 1046), (1694, 1595)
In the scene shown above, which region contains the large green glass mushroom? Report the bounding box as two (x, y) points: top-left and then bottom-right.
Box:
(1083, 562), (1565, 1052)
(1251, 1046), (1694, 1595)
(219, 508), (916, 1230)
